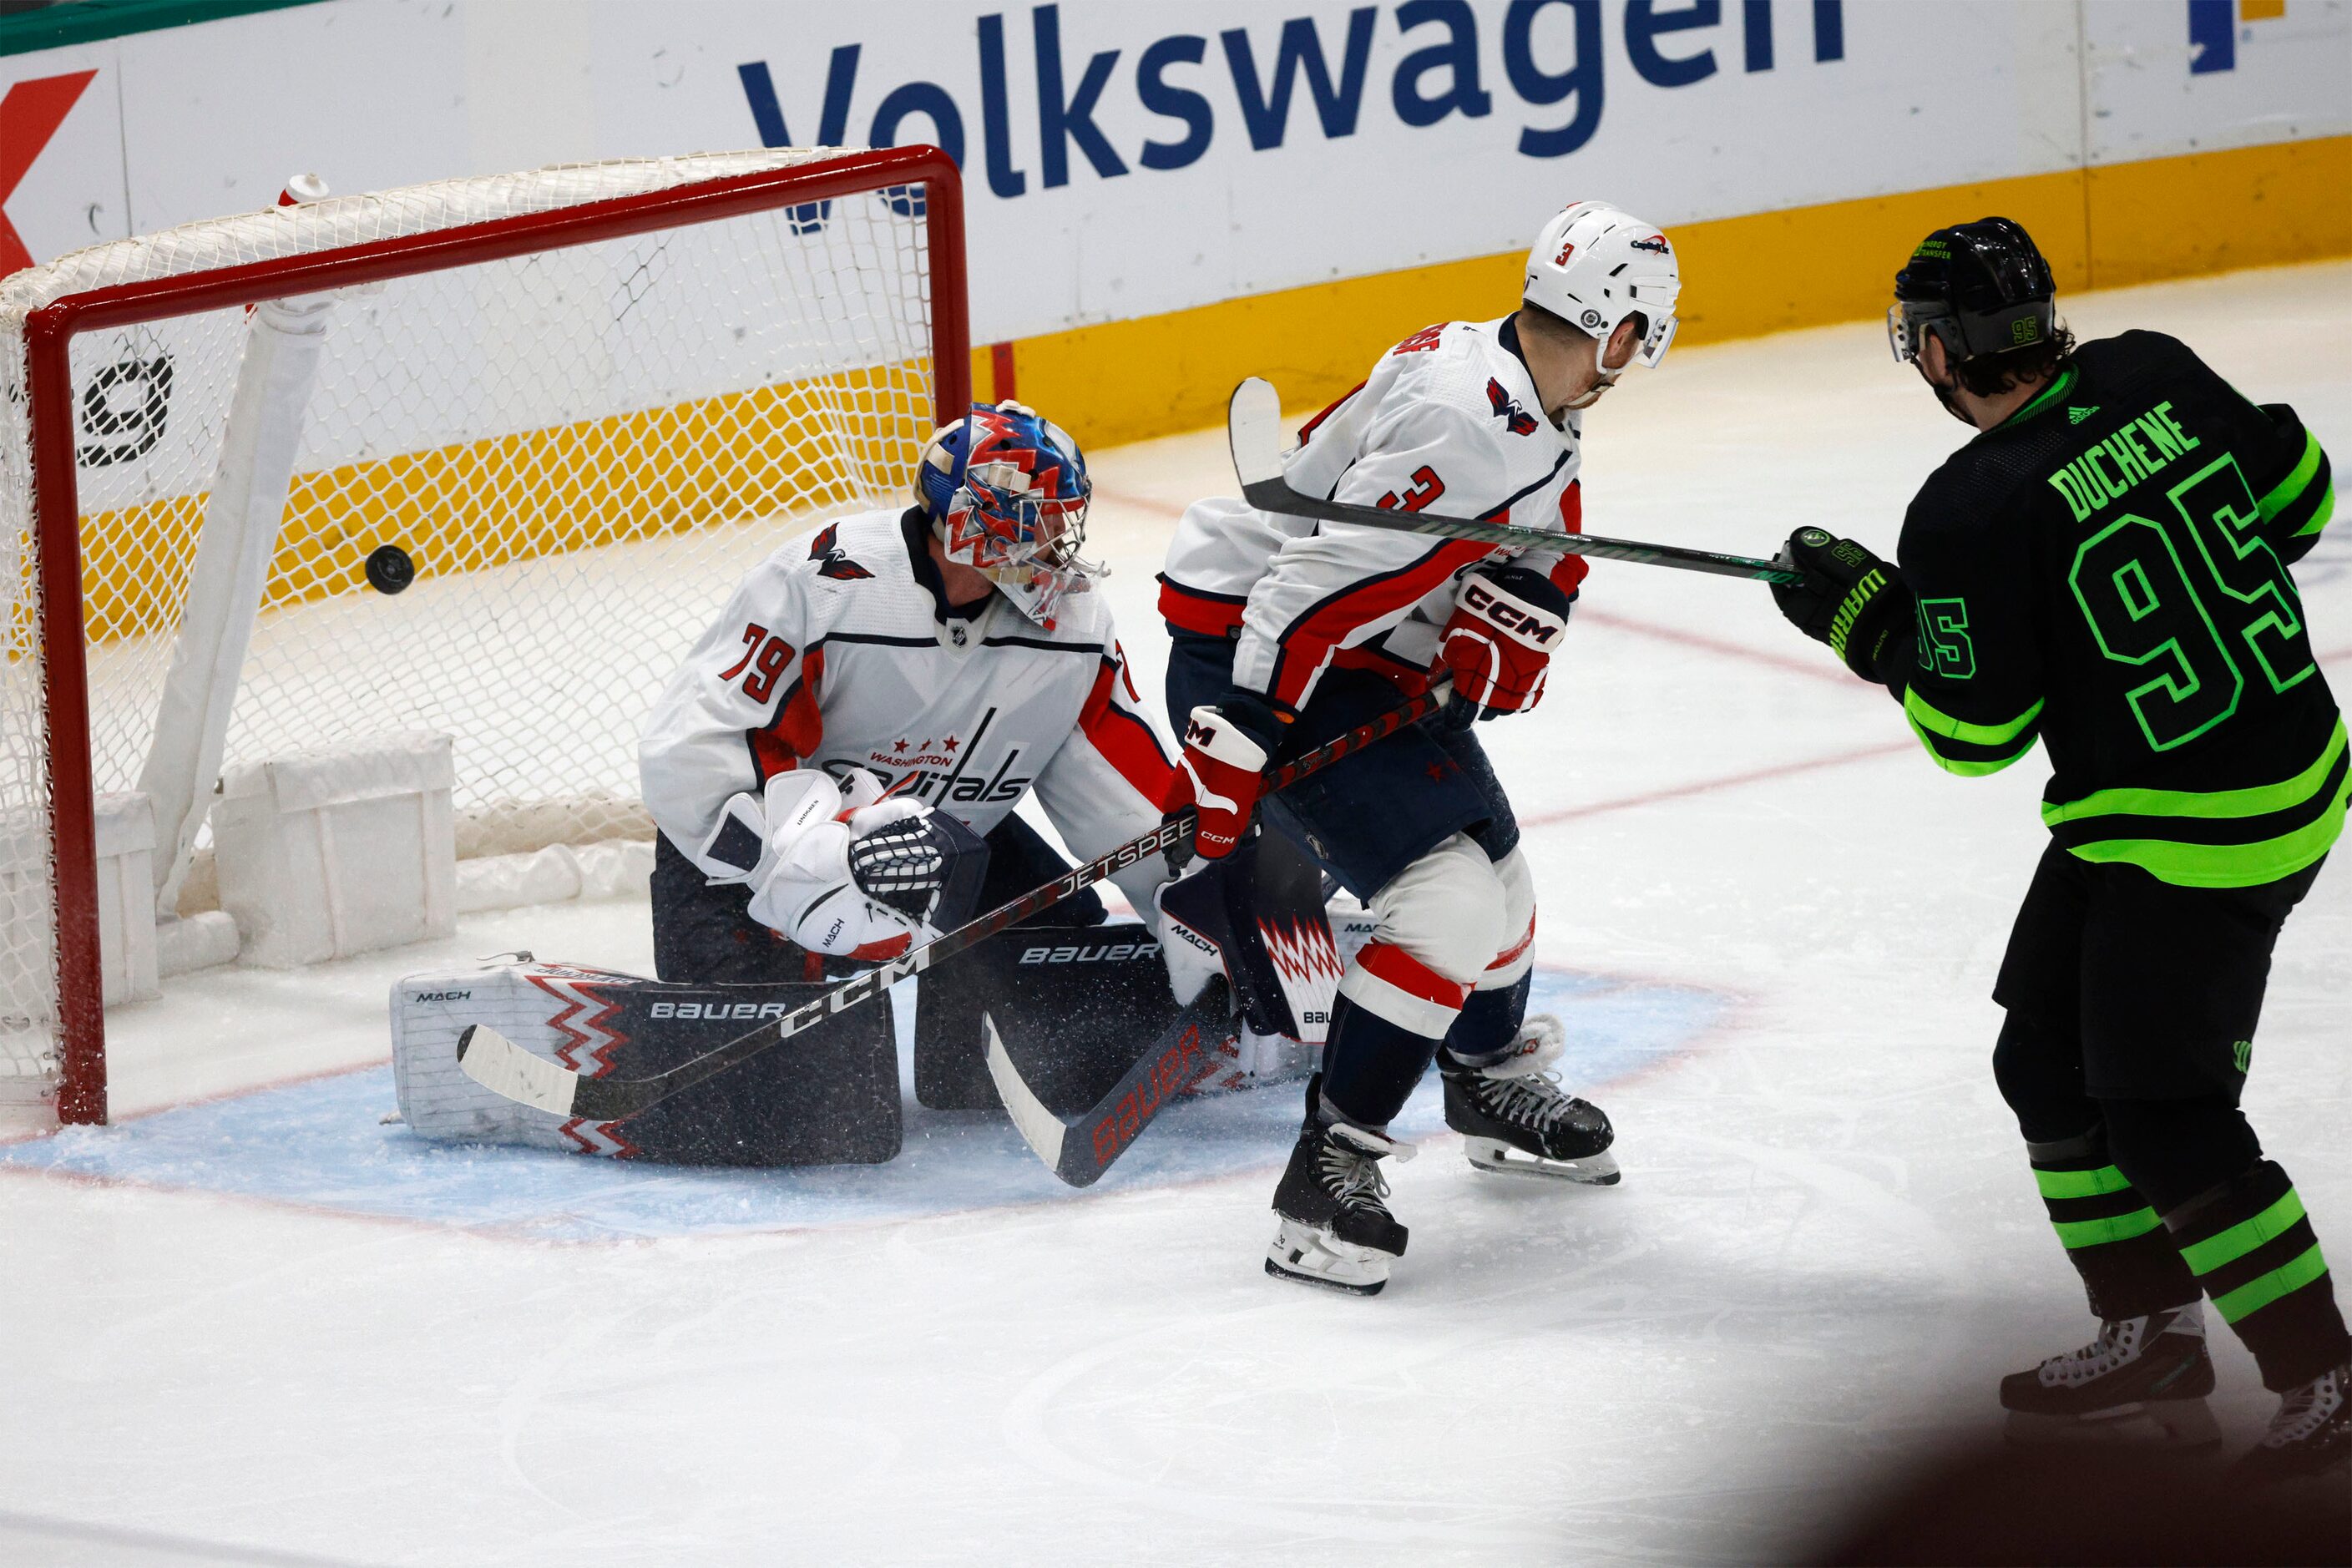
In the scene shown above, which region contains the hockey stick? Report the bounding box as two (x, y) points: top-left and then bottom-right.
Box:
(983, 982), (1229, 1189)
(1226, 377), (1802, 586)
(456, 684), (1447, 1122)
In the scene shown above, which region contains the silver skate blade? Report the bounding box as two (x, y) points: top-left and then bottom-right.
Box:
(1464, 1138), (1621, 1185)
(1264, 1217), (1391, 1296)
(2003, 1399), (2223, 1449)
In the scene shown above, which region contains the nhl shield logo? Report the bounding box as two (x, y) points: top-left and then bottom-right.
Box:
(950, 623), (969, 647)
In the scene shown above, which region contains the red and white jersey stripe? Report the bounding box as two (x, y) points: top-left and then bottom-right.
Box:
(640, 508), (1177, 914)
(1159, 315), (1586, 712)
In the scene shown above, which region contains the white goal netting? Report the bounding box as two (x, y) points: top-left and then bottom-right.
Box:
(0, 149), (950, 1103)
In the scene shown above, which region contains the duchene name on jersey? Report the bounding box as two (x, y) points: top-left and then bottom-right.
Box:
(2047, 401), (2200, 523)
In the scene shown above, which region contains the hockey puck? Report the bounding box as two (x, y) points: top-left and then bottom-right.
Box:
(365, 544), (416, 594)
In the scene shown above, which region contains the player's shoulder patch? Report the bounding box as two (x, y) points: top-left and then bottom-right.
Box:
(807, 521), (874, 580)
(1484, 377), (1540, 437)
(785, 509), (906, 586)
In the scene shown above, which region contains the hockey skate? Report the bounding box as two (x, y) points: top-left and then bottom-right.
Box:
(2231, 1359), (2350, 1484)
(1265, 1075), (1413, 1297)
(1439, 1014), (1618, 1183)
(1998, 1303), (2222, 1448)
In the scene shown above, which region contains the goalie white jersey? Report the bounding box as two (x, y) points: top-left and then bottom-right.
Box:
(1159, 316), (1587, 711)
(640, 508), (1177, 912)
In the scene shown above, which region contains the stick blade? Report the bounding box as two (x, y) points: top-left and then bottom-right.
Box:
(984, 1011), (1071, 1178)
(456, 1024), (581, 1116)
(1227, 377), (1287, 492)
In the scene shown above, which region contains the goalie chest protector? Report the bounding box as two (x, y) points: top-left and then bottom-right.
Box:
(391, 961), (898, 1166)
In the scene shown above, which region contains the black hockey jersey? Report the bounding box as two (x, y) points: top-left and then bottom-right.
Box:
(1887, 330), (2339, 888)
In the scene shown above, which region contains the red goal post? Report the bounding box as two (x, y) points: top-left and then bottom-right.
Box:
(4, 146), (970, 1125)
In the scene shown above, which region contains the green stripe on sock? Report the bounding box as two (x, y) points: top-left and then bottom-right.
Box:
(2053, 1208), (2162, 1249)
(2034, 1164), (2132, 1200)
(2212, 1242), (2329, 1323)
(2181, 1189), (2307, 1275)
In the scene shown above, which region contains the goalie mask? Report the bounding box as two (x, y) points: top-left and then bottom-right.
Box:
(914, 401), (1101, 627)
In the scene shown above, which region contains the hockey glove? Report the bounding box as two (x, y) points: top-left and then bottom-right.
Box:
(1770, 528), (1914, 684)
(706, 770), (934, 961)
(1163, 696), (1282, 862)
(1431, 564), (1573, 730)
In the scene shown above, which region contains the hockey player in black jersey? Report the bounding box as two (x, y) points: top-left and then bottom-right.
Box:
(1771, 217), (2345, 1482)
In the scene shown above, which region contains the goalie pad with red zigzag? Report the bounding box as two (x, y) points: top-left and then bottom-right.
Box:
(1155, 831), (1343, 1045)
(391, 960), (898, 1166)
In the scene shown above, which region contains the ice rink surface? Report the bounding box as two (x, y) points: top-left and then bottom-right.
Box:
(4, 261), (2349, 1566)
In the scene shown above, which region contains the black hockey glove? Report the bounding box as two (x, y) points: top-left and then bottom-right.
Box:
(1771, 528), (1914, 684)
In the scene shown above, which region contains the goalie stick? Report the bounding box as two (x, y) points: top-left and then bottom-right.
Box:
(1226, 376), (1802, 586)
(456, 683), (1447, 1123)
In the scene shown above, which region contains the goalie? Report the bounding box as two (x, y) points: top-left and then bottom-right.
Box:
(637, 401), (1174, 983)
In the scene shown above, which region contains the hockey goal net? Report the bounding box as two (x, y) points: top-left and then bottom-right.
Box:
(0, 145), (969, 1124)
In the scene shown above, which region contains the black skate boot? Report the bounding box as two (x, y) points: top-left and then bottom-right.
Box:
(1439, 1014), (1617, 1184)
(2232, 1359), (2349, 1484)
(1999, 1303), (2221, 1448)
(1265, 1075), (1413, 1296)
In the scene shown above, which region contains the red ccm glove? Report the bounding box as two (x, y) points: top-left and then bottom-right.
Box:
(1164, 700), (1279, 861)
(1431, 564), (1574, 728)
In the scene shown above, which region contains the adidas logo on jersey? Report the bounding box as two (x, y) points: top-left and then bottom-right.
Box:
(1485, 377), (1538, 436)
(2068, 404), (2102, 424)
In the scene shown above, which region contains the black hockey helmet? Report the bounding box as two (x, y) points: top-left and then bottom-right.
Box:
(1888, 217), (2055, 364)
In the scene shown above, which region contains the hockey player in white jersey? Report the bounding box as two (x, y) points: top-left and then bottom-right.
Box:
(640, 402), (1181, 989)
(1159, 201), (1681, 1292)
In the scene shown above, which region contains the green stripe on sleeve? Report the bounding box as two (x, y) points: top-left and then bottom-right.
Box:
(2292, 482), (2335, 539)
(2212, 1242), (2329, 1324)
(1906, 716), (2037, 776)
(2034, 1164), (2132, 1200)
(2044, 720), (2346, 827)
(2053, 1208), (2162, 1249)
(2182, 1189), (2308, 1275)
(2258, 429), (2324, 521)
(1904, 687), (2044, 746)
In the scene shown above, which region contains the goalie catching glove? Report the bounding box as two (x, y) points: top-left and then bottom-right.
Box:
(1771, 527), (1914, 684)
(1430, 564), (1573, 730)
(699, 768), (959, 961)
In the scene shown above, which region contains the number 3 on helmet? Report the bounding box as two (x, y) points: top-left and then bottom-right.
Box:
(913, 401), (1100, 628)
(1522, 200), (1682, 371)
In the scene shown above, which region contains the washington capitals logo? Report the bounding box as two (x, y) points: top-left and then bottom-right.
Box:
(1486, 378), (1538, 437)
(1628, 234), (1670, 255)
(808, 523), (873, 581)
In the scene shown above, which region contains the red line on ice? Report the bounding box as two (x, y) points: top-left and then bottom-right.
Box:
(1520, 739), (1916, 829)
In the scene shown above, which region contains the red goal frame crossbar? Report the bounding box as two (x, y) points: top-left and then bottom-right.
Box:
(27, 146), (971, 1124)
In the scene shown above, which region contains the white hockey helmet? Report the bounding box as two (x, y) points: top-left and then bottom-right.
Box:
(1523, 201), (1682, 370)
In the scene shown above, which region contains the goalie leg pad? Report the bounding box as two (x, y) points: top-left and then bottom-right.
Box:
(913, 921), (1181, 1113)
(393, 960), (898, 1166)
(1156, 831), (1344, 1045)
